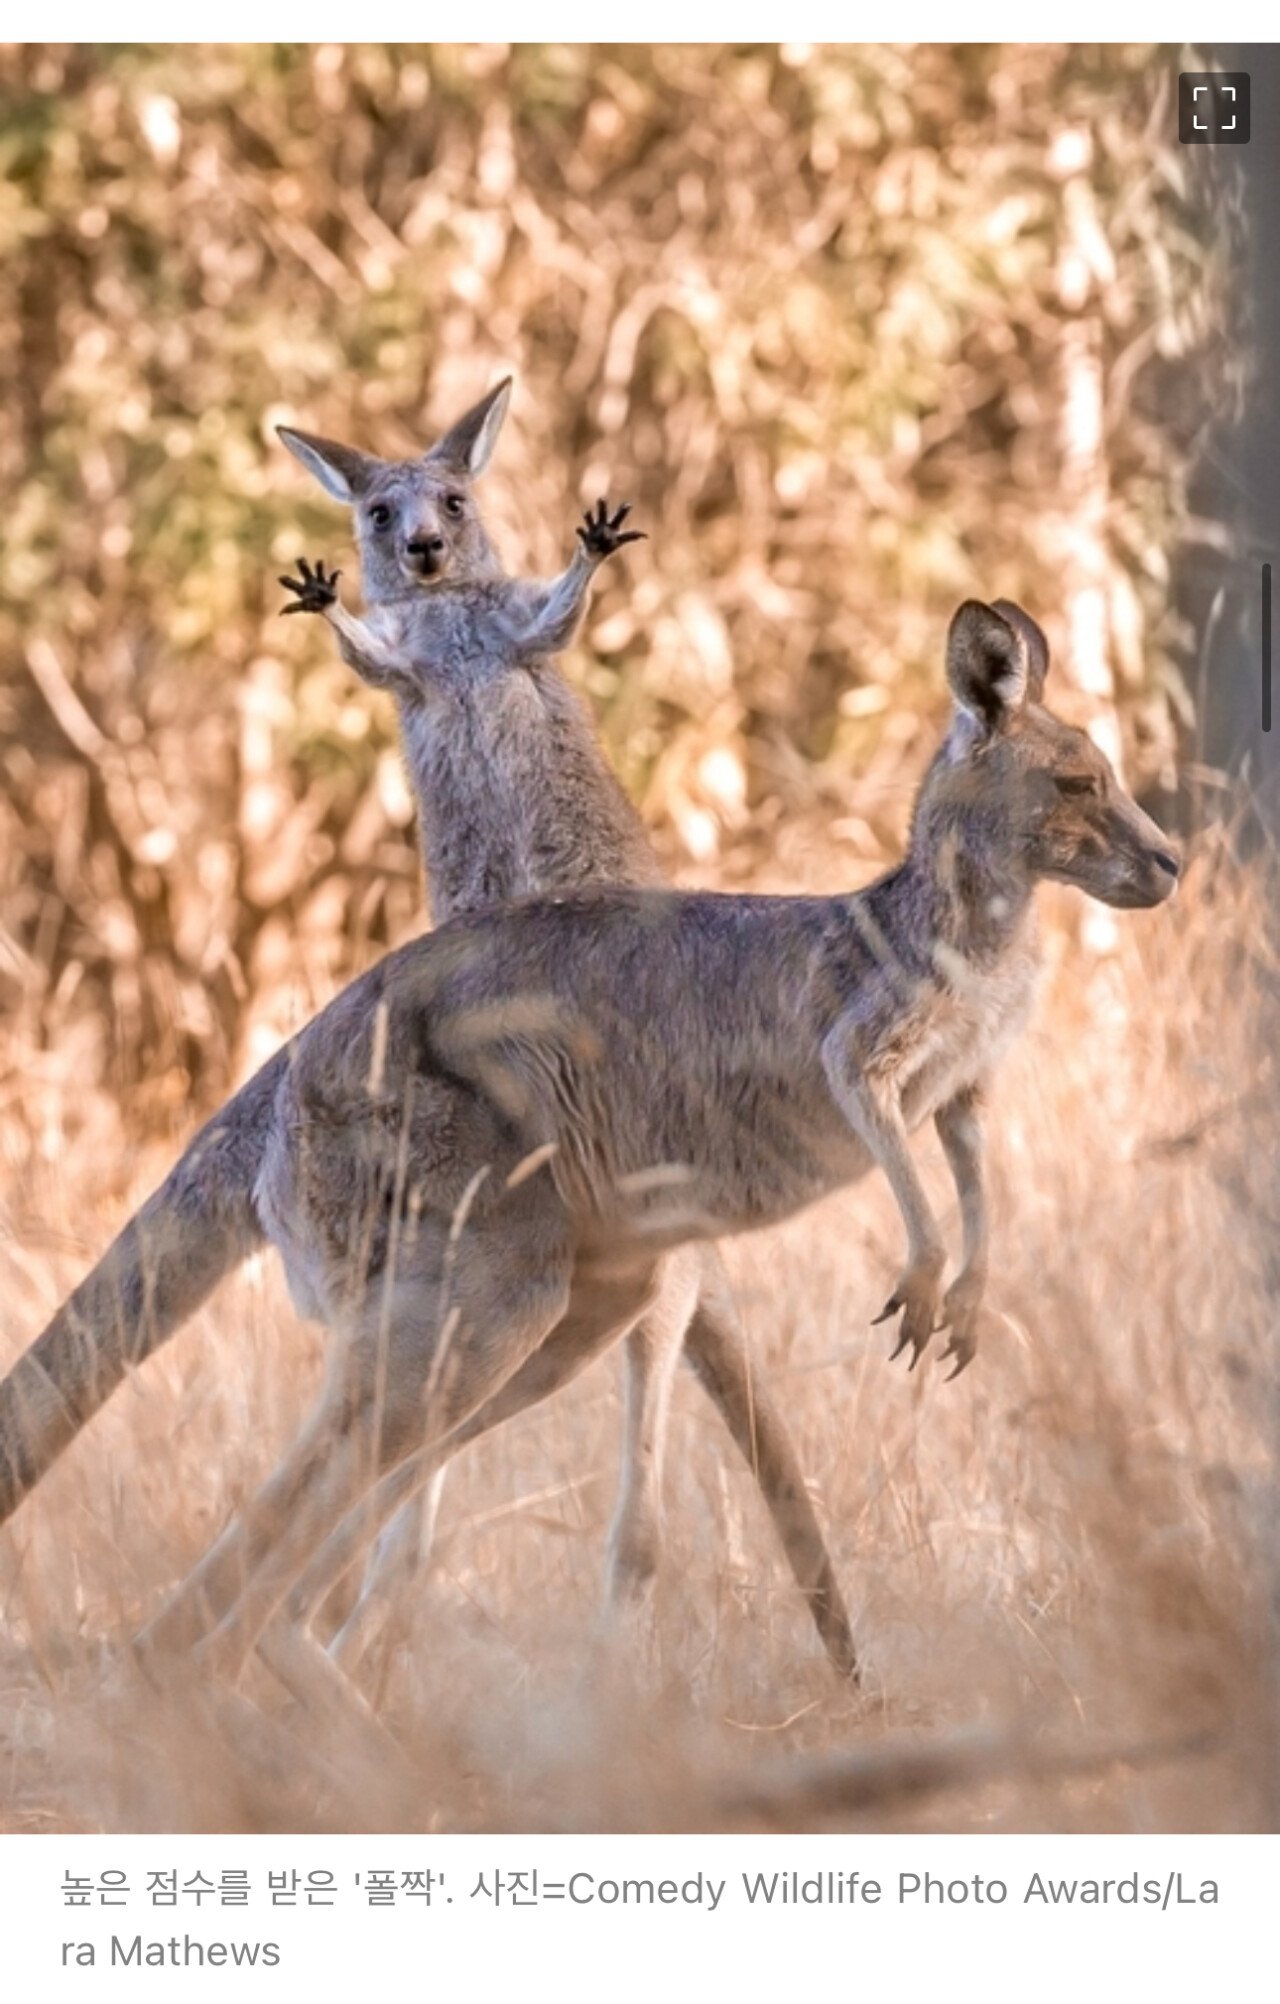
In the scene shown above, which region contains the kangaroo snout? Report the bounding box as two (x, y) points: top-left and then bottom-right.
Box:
(1127, 795), (1181, 906)
(1110, 806), (1181, 908)
(1146, 840), (1181, 901)
(405, 533), (448, 581)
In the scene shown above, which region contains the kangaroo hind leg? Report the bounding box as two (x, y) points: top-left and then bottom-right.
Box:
(604, 1248), (701, 1613)
(157, 1214), (574, 1685)
(305, 1252), (667, 1673)
(683, 1249), (859, 1683)
(323, 1466), (448, 1670)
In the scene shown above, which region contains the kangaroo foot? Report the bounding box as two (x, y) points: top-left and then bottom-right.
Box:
(279, 556), (342, 614)
(872, 1255), (945, 1370)
(577, 498), (646, 561)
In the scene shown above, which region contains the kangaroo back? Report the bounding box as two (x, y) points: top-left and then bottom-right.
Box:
(0, 1056), (281, 1524)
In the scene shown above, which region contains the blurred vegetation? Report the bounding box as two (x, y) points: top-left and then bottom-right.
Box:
(0, 43), (1238, 1136)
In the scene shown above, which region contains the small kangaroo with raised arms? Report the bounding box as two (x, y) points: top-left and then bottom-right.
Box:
(0, 579), (1179, 1693)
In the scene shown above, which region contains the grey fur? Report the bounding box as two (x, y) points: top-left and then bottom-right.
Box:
(0, 590), (1179, 1690)
(276, 386), (852, 1675)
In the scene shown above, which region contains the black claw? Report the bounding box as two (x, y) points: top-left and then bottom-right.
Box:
(941, 1337), (975, 1381)
(871, 1295), (900, 1326)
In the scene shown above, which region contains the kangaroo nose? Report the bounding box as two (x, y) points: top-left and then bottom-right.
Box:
(1153, 848), (1180, 881)
(407, 536), (445, 558)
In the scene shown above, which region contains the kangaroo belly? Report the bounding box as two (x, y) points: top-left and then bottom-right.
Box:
(558, 1065), (876, 1253)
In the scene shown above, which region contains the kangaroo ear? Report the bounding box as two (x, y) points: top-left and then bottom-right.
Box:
(989, 599), (1050, 702)
(277, 427), (380, 505)
(425, 377), (513, 477)
(946, 601), (1030, 732)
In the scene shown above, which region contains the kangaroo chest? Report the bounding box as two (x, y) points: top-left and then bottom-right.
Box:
(398, 675), (558, 920)
(392, 640), (655, 921)
(896, 934), (1040, 1126)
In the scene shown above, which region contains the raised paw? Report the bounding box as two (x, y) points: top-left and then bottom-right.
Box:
(279, 557), (341, 615)
(871, 1256), (945, 1372)
(576, 498), (646, 562)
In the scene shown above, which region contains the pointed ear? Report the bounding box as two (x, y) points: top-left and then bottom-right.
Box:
(277, 427), (380, 505)
(989, 599), (1050, 702)
(424, 377), (513, 478)
(946, 601), (1030, 732)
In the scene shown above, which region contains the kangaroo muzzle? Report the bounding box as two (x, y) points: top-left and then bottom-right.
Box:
(1144, 842), (1181, 903)
(405, 534), (448, 581)
(1109, 802), (1182, 908)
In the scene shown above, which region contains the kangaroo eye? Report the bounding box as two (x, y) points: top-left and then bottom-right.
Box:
(443, 493), (465, 518)
(1057, 773), (1100, 799)
(368, 504), (392, 530)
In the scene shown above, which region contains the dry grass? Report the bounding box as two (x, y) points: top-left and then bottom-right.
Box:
(1, 833), (1275, 1835)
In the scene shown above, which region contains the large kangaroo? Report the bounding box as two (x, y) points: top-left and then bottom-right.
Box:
(0, 594), (1179, 1693)
(274, 378), (855, 1671)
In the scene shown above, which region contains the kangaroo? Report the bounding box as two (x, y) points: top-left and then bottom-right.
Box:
(0, 595), (1179, 1695)
(272, 378), (856, 1674)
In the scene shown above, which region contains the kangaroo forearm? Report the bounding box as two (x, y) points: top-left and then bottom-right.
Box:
(823, 1045), (944, 1269)
(513, 547), (599, 653)
(935, 1088), (988, 1277)
(325, 603), (405, 687)
(872, 1125), (942, 1267)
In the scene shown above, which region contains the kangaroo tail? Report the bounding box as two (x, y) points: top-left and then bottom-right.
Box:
(0, 1054), (284, 1527)
(683, 1255), (860, 1683)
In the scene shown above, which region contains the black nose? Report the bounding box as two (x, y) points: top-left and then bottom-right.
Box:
(406, 536), (445, 559)
(1153, 848), (1180, 881)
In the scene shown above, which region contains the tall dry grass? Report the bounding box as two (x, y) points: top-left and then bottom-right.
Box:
(0, 828), (1274, 1834)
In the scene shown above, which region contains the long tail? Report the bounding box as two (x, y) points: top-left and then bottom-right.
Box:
(0, 1054), (284, 1526)
(683, 1253), (860, 1683)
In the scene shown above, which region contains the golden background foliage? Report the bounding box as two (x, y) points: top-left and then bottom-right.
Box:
(0, 43), (1233, 1138)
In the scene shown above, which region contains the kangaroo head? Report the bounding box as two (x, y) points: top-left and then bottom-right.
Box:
(277, 378), (513, 602)
(916, 599), (1180, 911)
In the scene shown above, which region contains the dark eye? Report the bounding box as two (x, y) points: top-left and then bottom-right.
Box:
(443, 493), (465, 518)
(368, 504), (392, 530)
(1057, 773), (1101, 799)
